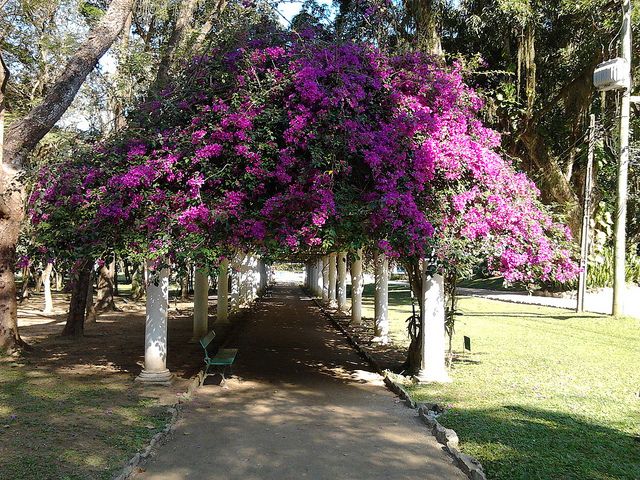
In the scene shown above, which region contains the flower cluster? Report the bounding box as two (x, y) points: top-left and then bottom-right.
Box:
(28, 31), (578, 284)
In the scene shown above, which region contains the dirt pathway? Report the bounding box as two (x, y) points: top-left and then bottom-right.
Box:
(135, 284), (464, 480)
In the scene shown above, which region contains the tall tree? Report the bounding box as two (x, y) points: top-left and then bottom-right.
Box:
(403, 0), (443, 55)
(0, 0), (135, 353)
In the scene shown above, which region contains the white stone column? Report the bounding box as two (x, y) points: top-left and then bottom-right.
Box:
(373, 251), (389, 343)
(190, 268), (209, 342)
(258, 259), (267, 294)
(350, 248), (364, 325)
(336, 251), (347, 313)
(237, 253), (248, 307)
(42, 261), (54, 314)
(416, 266), (450, 383)
(230, 262), (240, 312)
(217, 259), (229, 324)
(249, 255), (259, 300)
(315, 258), (323, 297)
(262, 261), (268, 291)
(328, 252), (337, 307)
(136, 261), (172, 384)
(321, 255), (329, 302)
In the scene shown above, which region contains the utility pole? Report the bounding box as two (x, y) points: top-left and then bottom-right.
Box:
(577, 114), (596, 313)
(613, 0), (632, 316)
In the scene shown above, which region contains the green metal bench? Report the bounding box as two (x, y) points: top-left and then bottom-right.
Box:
(199, 330), (238, 383)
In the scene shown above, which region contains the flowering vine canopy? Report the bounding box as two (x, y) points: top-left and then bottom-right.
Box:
(29, 30), (579, 284)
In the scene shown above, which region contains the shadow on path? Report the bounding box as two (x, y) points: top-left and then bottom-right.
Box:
(134, 284), (465, 480)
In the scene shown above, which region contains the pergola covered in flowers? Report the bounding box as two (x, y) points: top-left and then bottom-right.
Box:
(29, 30), (578, 383)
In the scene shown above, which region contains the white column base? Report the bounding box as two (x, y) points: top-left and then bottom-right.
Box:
(418, 268), (450, 384)
(135, 368), (173, 385)
(350, 249), (363, 325)
(414, 369), (451, 384)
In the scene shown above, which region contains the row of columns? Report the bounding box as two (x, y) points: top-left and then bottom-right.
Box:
(137, 255), (268, 385)
(305, 250), (388, 341)
(304, 252), (449, 383)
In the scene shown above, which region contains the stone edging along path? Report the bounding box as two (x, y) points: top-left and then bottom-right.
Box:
(113, 294), (264, 480)
(307, 290), (487, 480)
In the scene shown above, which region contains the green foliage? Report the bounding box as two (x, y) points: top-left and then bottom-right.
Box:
(587, 246), (640, 288)
(78, 1), (105, 24)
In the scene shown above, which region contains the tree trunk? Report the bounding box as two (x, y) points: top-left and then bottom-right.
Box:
(62, 260), (93, 337)
(113, 258), (118, 295)
(154, 0), (199, 89)
(93, 260), (117, 312)
(0, 0), (134, 352)
(19, 266), (30, 302)
(85, 269), (97, 323)
(131, 263), (144, 300)
(3, 0), (135, 166)
(123, 259), (131, 283)
(35, 267), (44, 292)
(401, 259), (423, 375)
(180, 269), (190, 300)
(42, 262), (53, 314)
(405, 0), (443, 56)
(55, 269), (62, 291)
(0, 172), (27, 352)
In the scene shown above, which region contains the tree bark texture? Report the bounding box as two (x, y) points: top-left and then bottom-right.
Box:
(0, 211), (26, 352)
(93, 260), (117, 312)
(62, 260), (93, 337)
(0, 0), (133, 352)
(131, 263), (145, 300)
(404, 0), (443, 56)
(3, 0), (135, 167)
(85, 269), (97, 323)
(154, 0), (199, 89)
(403, 260), (423, 375)
(35, 267), (44, 292)
(19, 266), (30, 301)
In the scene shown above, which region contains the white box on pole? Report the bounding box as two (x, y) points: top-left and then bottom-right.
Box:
(593, 58), (630, 91)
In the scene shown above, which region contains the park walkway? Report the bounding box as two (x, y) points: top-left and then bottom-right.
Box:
(135, 284), (464, 480)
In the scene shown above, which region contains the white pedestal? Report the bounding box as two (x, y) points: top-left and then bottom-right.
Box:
(374, 252), (389, 342)
(350, 249), (363, 325)
(328, 252), (337, 307)
(321, 256), (329, 302)
(415, 269), (451, 383)
(136, 262), (173, 384)
(336, 252), (347, 313)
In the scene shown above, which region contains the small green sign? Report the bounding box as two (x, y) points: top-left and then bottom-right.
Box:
(464, 336), (471, 351)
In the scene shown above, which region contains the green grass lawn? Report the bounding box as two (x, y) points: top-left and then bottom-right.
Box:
(359, 282), (640, 480)
(0, 362), (169, 480)
(457, 276), (526, 292)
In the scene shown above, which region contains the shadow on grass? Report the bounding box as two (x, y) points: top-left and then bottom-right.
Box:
(438, 404), (640, 480)
(461, 312), (598, 321)
(0, 365), (170, 480)
(354, 283), (414, 307)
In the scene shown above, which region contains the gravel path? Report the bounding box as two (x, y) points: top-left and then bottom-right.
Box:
(135, 284), (464, 480)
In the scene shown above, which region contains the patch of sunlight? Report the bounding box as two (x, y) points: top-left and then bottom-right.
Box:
(351, 369), (384, 385)
(62, 449), (107, 469)
(0, 405), (14, 416)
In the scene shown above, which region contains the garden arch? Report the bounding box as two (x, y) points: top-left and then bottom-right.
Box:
(29, 33), (578, 384)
